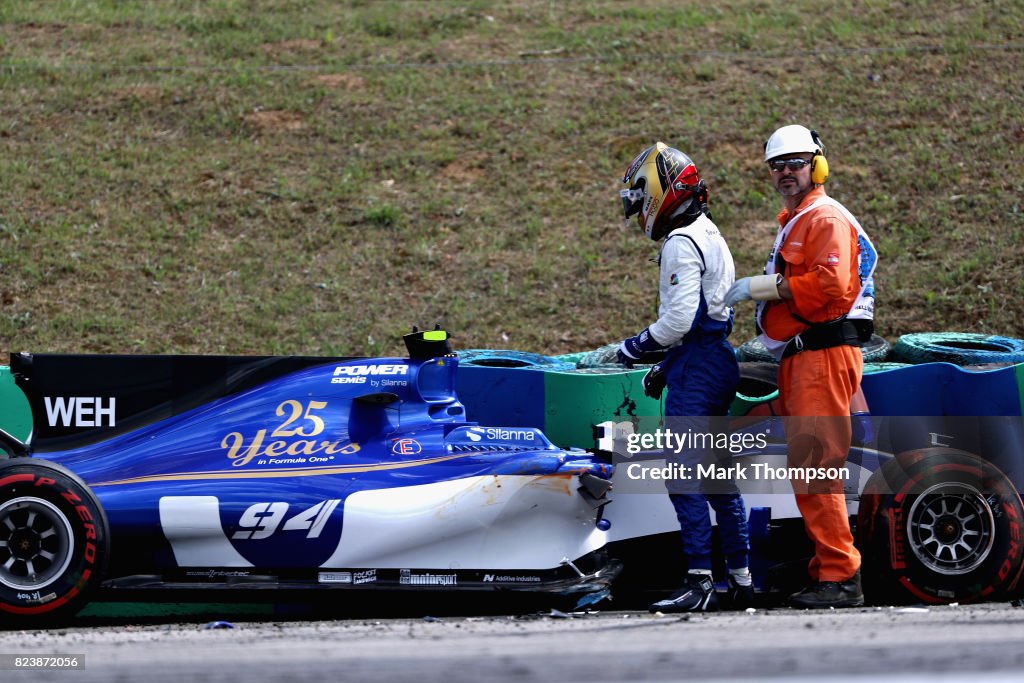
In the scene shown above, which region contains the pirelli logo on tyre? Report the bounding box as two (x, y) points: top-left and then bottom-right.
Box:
(0, 466), (107, 619)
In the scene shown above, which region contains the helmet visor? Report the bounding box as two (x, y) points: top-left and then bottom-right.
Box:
(620, 188), (644, 219)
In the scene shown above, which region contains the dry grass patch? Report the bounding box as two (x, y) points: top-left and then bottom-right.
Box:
(242, 110), (306, 134)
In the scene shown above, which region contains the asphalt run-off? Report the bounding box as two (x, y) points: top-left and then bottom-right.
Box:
(3, 602), (1024, 683)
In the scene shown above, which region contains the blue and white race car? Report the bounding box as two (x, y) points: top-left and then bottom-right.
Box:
(4, 328), (1024, 624)
(0, 330), (617, 624)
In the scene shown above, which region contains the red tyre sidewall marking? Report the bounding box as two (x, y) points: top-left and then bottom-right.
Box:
(892, 460), (1022, 602)
(0, 474), (35, 488)
(0, 472), (99, 615)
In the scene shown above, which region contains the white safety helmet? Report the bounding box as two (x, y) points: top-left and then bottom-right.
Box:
(763, 124), (824, 161)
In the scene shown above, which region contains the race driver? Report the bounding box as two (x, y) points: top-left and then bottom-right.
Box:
(617, 142), (753, 612)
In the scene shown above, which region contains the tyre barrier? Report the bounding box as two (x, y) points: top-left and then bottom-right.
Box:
(575, 343), (658, 369)
(863, 362), (912, 374)
(561, 366), (638, 375)
(455, 357), (661, 449)
(575, 343), (618, 368)
(456, 349), (572, 370)
(551, 351), (588, 366)
(458, 339), (1024, 449)
(891, 332), (1024, 366)
(735, 334), (891, 364)
(0, 366), (32, 447)
(575, 341), (703, 370)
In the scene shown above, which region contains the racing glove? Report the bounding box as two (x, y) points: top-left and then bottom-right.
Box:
(617, 328), (668, 367)
(642, 363), (666, 400)
(725, 274), (782, 307)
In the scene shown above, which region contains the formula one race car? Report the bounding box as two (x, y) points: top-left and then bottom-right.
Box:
(0, 330), (616, 624)
(5, 329), (1024, 624)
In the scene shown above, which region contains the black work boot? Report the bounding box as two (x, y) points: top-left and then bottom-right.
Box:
(727, 574), (755, 610)
(649, 573), (719, 613)
(788, 569), (864, 609)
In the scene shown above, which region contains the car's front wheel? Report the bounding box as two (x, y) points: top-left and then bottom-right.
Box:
(857, 449), (1024, 604)
(0, 459), (109, 625)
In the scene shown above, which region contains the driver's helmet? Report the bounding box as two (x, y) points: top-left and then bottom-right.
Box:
(620, 142), (706, 241)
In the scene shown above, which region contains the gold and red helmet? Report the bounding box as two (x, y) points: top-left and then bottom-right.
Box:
(620, 142), (706, 240)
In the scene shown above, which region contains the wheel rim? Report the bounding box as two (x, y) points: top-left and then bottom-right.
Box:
(0, 497), (75, 591)
(907, 482), (995, 576)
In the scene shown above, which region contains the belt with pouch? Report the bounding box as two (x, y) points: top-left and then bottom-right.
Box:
(782, 318), (869, 359)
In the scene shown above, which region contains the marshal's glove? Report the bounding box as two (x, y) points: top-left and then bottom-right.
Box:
(642, 363), (666, 400)
(725, 274), (783, 307)
(616, 328), (668, 368)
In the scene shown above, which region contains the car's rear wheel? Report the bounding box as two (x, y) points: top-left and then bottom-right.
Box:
(0, 459), (109, 625)
(857, 449), (1024, 604)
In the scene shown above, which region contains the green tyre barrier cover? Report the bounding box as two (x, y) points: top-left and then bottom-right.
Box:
(456, 363), (661, 449)
(542, 366), (662, 448)
(0, 366), (33, 446)
(736, 334), (891, 364)
(730, 362), (779, 416)
(891, 332), (1024, 366)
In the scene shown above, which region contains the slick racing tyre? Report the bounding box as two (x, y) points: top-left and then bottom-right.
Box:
(0, 459), (109, 624)
(891, 333), (1024, 366)
(736, 334), (891, 364)
(857, 449), (1024, 604)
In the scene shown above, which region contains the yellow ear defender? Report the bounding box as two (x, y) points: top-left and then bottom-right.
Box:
(810, 153), (829, 184)
(810, 130), (828, 184)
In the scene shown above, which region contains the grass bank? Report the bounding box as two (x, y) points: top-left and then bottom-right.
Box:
(1, 1), (1021, 359)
